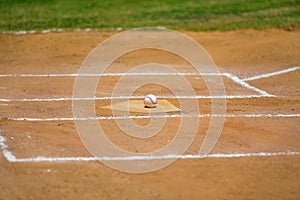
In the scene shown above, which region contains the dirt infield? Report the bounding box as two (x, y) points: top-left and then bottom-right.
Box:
(0, 29), (300, 199)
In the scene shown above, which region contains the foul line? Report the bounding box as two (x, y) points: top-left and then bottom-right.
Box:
(7, 113), (300, 121)
(0, 135), (299, 163)
(242, 66), (300, 82)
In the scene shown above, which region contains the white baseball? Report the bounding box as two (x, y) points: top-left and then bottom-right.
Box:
(144, 94), (157, 108)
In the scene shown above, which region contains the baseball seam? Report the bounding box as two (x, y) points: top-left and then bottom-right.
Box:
(146, 96), (157, 104)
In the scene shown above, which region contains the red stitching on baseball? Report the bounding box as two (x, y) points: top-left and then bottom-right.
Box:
(146, 96), (157, 104)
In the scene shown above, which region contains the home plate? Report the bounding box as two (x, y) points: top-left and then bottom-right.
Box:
(102, 100), (181, 113)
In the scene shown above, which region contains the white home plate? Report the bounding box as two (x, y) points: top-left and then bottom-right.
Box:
(102, 100), (181, 113)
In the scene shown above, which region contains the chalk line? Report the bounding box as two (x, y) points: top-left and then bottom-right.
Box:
(0, 72), (226, 77)
(1, 66), (299, 81)
(1, 135), (299, 162)
(242, 66), (300, 82)
(1, 28), (117, 35)
(5, 151), (300, 162)
(0, 94), (272, 102)
(1, 27), (169, 35)
(224, 73), (274, 97)
(0, 71), (275, 98)
(2, 28), (97, 35)
(19, 152), (300, 162)
(7, 113), (300, 121)
(1, 135), (300, 163)
(3, 67), (300, 101)
(0, 135), (17, 161)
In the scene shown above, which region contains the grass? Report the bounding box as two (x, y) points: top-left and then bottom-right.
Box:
(0, 0), (299, 31)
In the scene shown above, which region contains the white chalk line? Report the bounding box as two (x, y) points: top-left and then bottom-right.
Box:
(0, 27), (140, 35)
(1, 29), (65, 35)
(1, 28), (112, 35)
(223, 73), (274, 97)
(1, 27), (169, 35)
(1, 134), (299, 163)
(7, 113), (300, 121)
(0, 71), (275, 98)
(0, 71), (271, 99)
(0, 72), (226, 77)
(6, 152), (300, 163)
(242, 66), (300, 82)
(0, 94), (272, 102)
(0, 135), (17, 162)
(1, 66), (299, 81)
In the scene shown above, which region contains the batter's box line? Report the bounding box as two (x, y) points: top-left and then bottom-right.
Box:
(0, 135), (299, 163)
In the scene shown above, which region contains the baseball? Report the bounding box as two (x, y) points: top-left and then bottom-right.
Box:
(143, 94), (157, 108)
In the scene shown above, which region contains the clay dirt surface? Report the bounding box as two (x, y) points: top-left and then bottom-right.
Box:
(0, 29), (300, 200)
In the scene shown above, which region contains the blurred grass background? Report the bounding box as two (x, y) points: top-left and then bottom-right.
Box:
(0, 0), (299, 31)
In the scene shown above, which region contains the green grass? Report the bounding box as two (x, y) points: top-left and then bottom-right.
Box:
(0, 0), (299, 31)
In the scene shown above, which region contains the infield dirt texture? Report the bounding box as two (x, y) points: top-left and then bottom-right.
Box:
(0, 1), (300, 199)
